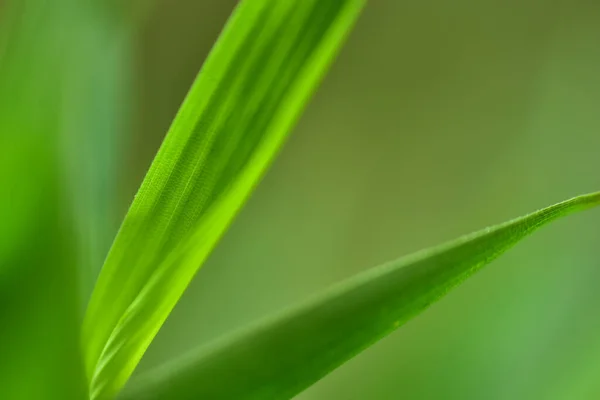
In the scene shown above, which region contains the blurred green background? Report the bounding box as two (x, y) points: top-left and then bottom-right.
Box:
(2, 0), (600, 398)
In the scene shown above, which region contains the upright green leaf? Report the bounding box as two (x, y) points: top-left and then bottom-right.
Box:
(121, 192), (600, 400)
(82, 0), (365, 399)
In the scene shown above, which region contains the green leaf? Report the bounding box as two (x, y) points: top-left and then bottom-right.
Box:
(82, 0), (365, 399)
(120, 192), (600, 400)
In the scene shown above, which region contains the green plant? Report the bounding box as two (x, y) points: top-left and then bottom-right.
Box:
(1, 0), (599, 399)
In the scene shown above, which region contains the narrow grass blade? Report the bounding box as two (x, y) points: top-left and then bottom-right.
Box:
(121, 192), (600, 400)
(82, 1), (365, 399)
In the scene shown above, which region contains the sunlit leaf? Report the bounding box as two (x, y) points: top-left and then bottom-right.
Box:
(121, 192), (600, 400)
(82, 0), (365, 398)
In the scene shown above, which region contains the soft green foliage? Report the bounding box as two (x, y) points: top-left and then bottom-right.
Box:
(120, 193), (600, 400)
(0, 1), (88, 399)
(82, 0), (366, 398)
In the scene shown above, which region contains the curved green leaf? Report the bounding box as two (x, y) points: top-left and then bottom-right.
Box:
(121, 192), (600, 400)
(82, 1), (365, 399)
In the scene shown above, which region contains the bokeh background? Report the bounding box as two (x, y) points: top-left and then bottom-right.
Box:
(2, 0), (600, 398)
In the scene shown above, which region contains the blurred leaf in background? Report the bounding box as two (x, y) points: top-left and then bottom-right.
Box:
(0, 0), (144, 398)
(0, 0), (86, 398)
(60, 1), (137, 299)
